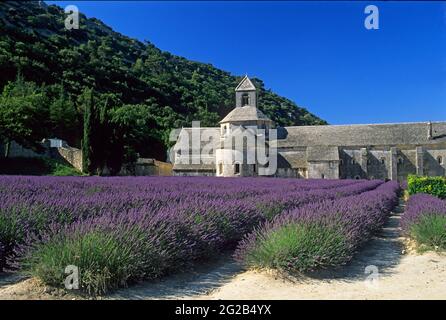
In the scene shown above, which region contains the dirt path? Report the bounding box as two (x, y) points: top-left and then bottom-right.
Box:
(1, 200), (445, 300)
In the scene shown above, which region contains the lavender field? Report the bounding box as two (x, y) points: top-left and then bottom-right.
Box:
(0, 176), (399, 295)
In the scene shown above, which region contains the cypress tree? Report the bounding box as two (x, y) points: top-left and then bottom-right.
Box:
(82, 88), (93, 174)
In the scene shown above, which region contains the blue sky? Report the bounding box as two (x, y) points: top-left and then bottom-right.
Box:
(47, 1), (446, 124)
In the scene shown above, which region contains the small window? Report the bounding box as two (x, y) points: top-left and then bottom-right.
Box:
(339, 159), (344, 165)
(381, 158), (386, 165)
(367, 159), (371, 165)
(241, 94), (250, 106)
(398, 157), (404, 165)
(218, 162), (223, 175)
(321, 174), (325, 179)
(234, 163), (240, 174)
(354, 175), (361, 180)
(252, 164), (256, 173)
(438, 156), (443, 165)
(351, 159), (356, 165)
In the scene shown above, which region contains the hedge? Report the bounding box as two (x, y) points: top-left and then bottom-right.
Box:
(407, 175), (446, 199)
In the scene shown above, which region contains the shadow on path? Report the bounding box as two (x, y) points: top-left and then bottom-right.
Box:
(0, 272), (26, 289)
(108, 253), (243, 300)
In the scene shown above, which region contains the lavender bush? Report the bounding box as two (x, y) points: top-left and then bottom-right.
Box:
(235, 181), (400, 273)
(0, 176), (390, 294)
(401, 193), (446, 251)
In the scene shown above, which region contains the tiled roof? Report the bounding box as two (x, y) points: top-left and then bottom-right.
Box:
(306, 146), (340, 161)
(220, 106), (272, 123)
(276, 122), (446, 147)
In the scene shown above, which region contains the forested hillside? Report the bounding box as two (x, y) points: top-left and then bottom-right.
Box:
(0, 1), (326, 173)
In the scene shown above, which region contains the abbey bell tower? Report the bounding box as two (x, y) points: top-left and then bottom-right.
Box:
(235, 75), (257, 108)
(215, 76), (274, 177)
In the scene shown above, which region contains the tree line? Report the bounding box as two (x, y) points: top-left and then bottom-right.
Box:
(0, 75), (164, 174)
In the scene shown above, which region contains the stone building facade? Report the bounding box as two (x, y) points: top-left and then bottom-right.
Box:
(173, 76), (446, 181)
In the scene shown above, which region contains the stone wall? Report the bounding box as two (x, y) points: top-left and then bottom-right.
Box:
(340, 149), (367, 179)
(338, 146), (446, 181)
(397, 149), (417, 181)
(154, 160), (173, 176)
(308, 161), (339, 179)
(0, 140), (82, 172)
(424, 148), (446, 176)
(3, 141), (51, 158)
(120, 158), (173, 176)
(173, 171), (215, 177)
(52, 147), (83, 171)
(275, 168), (300, 178)
(367, 150), (391, 180)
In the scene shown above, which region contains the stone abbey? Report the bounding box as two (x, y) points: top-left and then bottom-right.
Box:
(172, 76), (446, 181)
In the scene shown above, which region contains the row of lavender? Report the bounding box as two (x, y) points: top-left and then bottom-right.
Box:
(0, 176), (384, 294)
(235, 181), (400, 272)
(401, 194), (446, 251)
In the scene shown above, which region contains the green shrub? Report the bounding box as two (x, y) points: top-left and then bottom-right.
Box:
(409, 215), (446, 252)
(407, 175), (446, 199)
(47, 160), (83, 176)
(244, 222), (349, 273)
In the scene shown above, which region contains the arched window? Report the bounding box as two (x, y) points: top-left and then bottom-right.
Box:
(339, 159), (344, 165)
(354, 175), (361, 180)
(241, 94), (250, 106)
(234, 163), (240, 174)
(218, 162), (223, 175)
(438, 156), (443, 165)
(381, 157), (386, 165)
(398, 157), (404, 165)
(321, 174), (325, 179)
(351, 159), (356, 165)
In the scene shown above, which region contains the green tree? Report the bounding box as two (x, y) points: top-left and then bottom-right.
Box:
(80, 88), (94, 174)
(48, 84), (79, 146)
(107, 103), (161, 173)
(0, 76), (49, 157)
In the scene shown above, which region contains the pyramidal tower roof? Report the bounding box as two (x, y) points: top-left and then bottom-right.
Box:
(235, 75), (256, 91)
(220, 75), (272, 124)
(219, 106), (271, 124)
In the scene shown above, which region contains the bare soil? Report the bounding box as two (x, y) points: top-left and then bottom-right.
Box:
(1, 201), (445, 300)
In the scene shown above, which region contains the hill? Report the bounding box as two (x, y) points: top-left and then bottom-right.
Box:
(0, 1), (326, 166)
